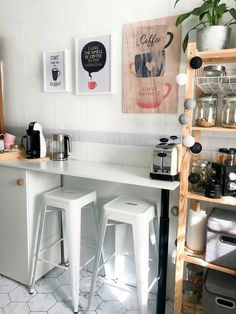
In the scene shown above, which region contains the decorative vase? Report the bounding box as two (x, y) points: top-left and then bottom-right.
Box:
(197, 25), (231, 51)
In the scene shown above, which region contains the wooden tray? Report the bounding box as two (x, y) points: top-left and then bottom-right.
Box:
(0, 150), (25, 161)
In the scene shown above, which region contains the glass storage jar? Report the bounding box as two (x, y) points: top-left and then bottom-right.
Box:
(221, 95), (236, 128)
(190, 160), (211, 193)
(195, 94), (217, 127)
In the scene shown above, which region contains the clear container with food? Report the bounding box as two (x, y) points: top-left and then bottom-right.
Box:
(217, 148), (229, 164)
(195, 94), (217, 127)
(190, 160), (211, 193)
(221, 95), (236, 128)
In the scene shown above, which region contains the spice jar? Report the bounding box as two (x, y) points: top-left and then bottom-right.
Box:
(217, 148), (229, 164)
(224, 148), (235, 166)
(186, 263), (204, 295)
(221, 95), (236, 128)
(195, 94), (217, 127)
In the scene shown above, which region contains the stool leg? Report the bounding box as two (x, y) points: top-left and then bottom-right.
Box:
(86, 211), (108, 313)
(66, 205), (81, 313)
(114, 223), (128, 281)
(61, 210), (69, 266)
(29, 203), (47, 294)
(132, 220), (149, 314)
(92, 200), (106, 277)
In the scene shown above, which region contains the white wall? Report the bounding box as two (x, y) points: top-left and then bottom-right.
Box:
(0, 0), (235, 301)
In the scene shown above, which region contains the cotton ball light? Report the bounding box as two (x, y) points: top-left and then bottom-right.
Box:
(184, 98), (196, 110)
(176, 73), (188, 86)
(190, 142), (202, 154)
(178, 113), (189, 125)
(190, 56), (203, 69)
(183, 135), (195, 148)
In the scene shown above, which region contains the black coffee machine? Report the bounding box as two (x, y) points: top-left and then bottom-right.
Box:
(21, 122), (46, 159)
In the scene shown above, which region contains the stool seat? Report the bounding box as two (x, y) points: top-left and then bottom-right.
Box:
(44, 187), (96, 208)
(104, 196), (155, 221)
(87, 196), (157, 314)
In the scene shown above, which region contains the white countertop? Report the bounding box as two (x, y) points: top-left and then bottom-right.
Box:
(0, 158), (179, 191)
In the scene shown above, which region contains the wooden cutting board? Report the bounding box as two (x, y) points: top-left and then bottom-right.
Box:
(0, 150), (25, 161)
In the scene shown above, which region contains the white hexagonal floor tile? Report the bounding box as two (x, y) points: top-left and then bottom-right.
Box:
(97, 285), (122, 301)
(58, 270), (83, 285)
(28, 293), (57, 312)
(45, 267), (66, 278)
(148, 299), (156, 314)
(35, 277), (61, 293)
(79, 292), (103, 311)
(9, 285), (35, 302)
(3, 302), (30, 314)
(117, 291), (138, 310)
(29, 312), (47, 314)
(0, 309), (4, 314)
(53, 285), (71, 302)
(126, 311), (138, 314)
(0, 293), (10, 307)
(48, 301), (73, 314)
(97, 300), (126, 314)
(79, 277), (102, 293)
(0, 277), (19, 293)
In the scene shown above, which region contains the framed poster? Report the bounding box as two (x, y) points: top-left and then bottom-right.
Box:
(43, 50), (71, 92)
(75, 34), (113, 95)
(123, 16), (181, 113)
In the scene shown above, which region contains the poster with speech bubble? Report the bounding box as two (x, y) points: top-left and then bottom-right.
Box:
(75, 34), (113, 94)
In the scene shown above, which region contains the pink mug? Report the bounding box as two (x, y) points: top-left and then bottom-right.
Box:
(4, 133), (16, 149)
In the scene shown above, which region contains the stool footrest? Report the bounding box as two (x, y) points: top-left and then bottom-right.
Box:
(39, 238), (64, 255)
(148, 277), (157, 293)
(38, 258), (68, 270)
(98, 252), (116, 272)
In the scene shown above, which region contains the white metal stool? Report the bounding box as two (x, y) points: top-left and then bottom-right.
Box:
(29, 187), (100, 313)
(87, 196), (157, 314)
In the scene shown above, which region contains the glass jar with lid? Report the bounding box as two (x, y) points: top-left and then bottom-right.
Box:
(221, 95), (236, 128)
(190, 160), (211, 193)
(195, 94), (217, 127)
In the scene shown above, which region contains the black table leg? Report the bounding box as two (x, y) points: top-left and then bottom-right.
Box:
(156, 189), (170, 314)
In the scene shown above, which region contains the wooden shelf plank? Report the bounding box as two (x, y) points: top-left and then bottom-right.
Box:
(187, 192), (236, 206)
(198, 48), (236, 63)
(191, 126), (236, 133)
(184, 250), (236, 276)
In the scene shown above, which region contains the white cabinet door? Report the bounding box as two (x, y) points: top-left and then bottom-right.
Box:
(0, 166), (61, 285)
(0, 166), (28, 283)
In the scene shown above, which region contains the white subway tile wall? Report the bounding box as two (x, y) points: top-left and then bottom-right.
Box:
(1, 0), (236, 303)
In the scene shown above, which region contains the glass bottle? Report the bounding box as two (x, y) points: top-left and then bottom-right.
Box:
(221, 95), (236, 128)
(224, 148), (235, 166)
(195, 94), (217, 127)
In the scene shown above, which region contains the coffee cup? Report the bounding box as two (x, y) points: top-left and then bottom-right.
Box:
(52, 68), (61, 81)
(4, 133), (16, 150)
(88, 81), (97, 90)
(130, 50), (165, 78)
(135, 80), (172, 109)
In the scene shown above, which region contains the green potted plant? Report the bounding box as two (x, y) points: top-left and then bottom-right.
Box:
(175, 0), (236, 52)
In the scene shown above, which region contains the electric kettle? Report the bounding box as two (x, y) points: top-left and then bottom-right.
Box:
(51, 134), (71, 161)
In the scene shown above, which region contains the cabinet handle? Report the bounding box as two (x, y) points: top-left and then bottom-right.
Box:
(16, 178), (24, 186)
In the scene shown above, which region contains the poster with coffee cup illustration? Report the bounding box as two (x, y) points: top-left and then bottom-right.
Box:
(43, 50), (71, 92)
(75, 34), (112, 94)
(123, 16), (181, 113)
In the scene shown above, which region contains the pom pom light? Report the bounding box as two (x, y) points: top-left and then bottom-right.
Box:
(176, 73), (188, 86)
(183, 135), (195, 148)
(184, 98), (196, 110)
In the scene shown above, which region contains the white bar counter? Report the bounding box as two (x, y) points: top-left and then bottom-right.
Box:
(0, 158), (179, 190)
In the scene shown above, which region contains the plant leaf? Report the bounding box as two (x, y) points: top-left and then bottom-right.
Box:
(229, 8), (236, 20)
(182, 32), (189, 53)
(174, 0), (181, 7)
(192, 3), (212, 16)
(176, 11), (192, 26)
